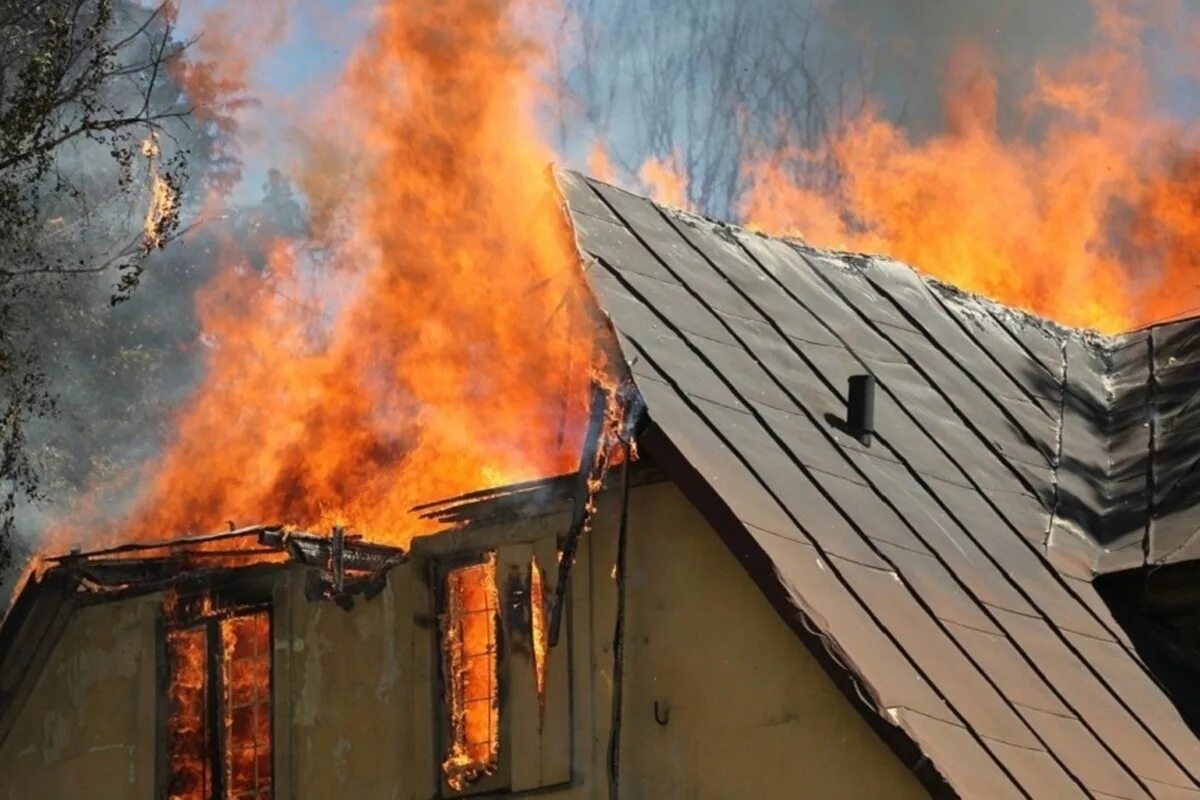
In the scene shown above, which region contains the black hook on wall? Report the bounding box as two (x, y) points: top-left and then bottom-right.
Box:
(653, 700), (671, 726)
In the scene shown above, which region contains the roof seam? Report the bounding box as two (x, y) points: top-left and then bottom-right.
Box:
(1043, 336), (1069, 555)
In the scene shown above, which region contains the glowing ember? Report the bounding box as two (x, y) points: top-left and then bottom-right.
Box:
(441, 555), (500, 791)
(738, 4), (1200, 334)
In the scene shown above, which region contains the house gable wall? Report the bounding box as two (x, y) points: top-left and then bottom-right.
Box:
(616, 480), (928, 799)
(0, 594), (159, 799)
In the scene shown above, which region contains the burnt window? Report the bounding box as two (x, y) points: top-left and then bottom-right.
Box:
(164, 599), (273, 800)
(431, 538), (570, 797)
(440, 555), (501, 791)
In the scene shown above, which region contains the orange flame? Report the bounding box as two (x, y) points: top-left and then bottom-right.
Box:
(57, 0), (607, 551)
(740, 3), (1200, 333)
(637, 153), (693, 212)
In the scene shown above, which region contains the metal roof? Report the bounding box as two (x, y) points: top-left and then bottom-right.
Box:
(557, 168), (1200, 798)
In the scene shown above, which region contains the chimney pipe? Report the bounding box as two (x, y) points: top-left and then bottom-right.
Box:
(847, 374), (875, 446)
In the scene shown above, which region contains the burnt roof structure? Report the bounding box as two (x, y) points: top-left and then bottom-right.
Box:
(556, 168), (1200, 798)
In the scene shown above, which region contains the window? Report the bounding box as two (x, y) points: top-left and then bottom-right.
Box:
(165, 599), (273, 800)
(431, 538), (570, 797)
(440, 556), (501, 791)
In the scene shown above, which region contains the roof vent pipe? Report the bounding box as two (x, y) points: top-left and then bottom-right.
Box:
(847, 375), (876, 446)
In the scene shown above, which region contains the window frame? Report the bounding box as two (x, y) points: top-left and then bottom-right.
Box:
(433, 552), (510, 797)
(157, 581), (276, 800)
(413, 524), (574, 798)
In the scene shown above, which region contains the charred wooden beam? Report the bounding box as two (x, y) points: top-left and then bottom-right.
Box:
(45, 524), (282, 564)
(331, 526), (346, 594)
(549, 380), (612, 648)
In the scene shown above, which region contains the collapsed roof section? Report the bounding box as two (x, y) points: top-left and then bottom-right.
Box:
(557, 168), (1200, 798)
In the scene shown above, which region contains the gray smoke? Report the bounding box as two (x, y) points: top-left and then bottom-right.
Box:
(554, 0), (1104, 217)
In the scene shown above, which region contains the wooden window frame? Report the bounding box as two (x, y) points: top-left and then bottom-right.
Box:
(416, 527), (574, 797)
(157, 579), (275, 800)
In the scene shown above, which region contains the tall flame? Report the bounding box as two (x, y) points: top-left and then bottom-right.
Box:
(740, 2), (1200, 333)
(61, 0), (605, 551)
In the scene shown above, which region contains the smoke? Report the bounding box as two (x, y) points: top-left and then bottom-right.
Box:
(0, 0), (310, 596)
(815, 0), (1095, 134)
(554, 0), (1199, 215)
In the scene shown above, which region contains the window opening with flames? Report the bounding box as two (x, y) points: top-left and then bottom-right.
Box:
(166, 598), (273, 800)
(440, 554), (501, 792)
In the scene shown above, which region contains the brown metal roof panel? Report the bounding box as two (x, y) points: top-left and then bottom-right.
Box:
(890, 710), (1024, 799)
(627, 374), (797, 539)
(860, 256), (1058, 415)
(668, 220), (846, 346)
(874, 543), (1005, 635)
(1062, 576), (1138, 652)
(569, 204), (681, 284)
(857, 460), (1041, 615)
(1143, 780), (1200, 799)
(881, 325), (1056, 473)
(731, 231), (914, 364)
(755, 534), (957, 724)
(941, 620), (1071, 717)
(614, 269), (741, 345)
(940, 294), (1066, 404)
(982, 738), (1090, 799)
(800, 251), (922, 333)
(585, 179), (768, 323)
(555, 168), (622, 224)
(1064, 632), (1200, 778)
(933, 481), (1116, 641)
(1020, 705), (1152, 799)
(720, 325), (858, 420)
(995, 607), (1196, 789)
(685, 398), (894, 569)
(747, 401), (889, 481)
(984, 307), (1067, 382)
(608, 320), (747, 412)
(834, 555), (1043, 751)
(678, 332), (804, 413)
(1149, 514), (1200, 566)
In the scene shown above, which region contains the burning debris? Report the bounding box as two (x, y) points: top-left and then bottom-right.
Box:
(140, 133), (179, 252)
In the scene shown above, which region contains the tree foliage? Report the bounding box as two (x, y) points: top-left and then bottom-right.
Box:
(0, 0), (200, 572)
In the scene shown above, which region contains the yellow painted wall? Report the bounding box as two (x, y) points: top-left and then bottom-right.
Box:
(0, 593), (159, 799)
(616, 481), (928, 799)
(0, 479), (928, 799)
(274, 563), (413, 799)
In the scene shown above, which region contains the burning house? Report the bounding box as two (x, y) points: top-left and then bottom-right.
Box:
(4, 170), (1200, 799)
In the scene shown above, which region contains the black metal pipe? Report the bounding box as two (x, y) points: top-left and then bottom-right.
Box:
(847, 374), (876, 446)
